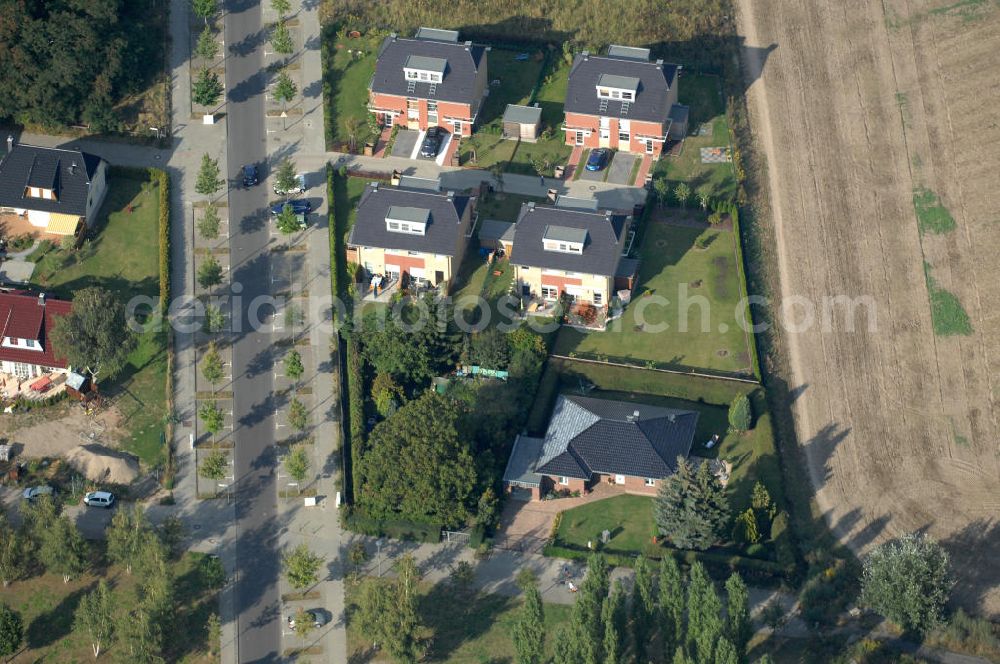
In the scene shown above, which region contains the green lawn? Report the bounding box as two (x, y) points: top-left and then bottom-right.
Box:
(653, 74), (739, 203)
(535, 57), (570, 130)
(29, 171), (168, 465)
(553, 221), (753, 375)
(346, 577), (572, 662)
(324, 34), (380, 149)
(556, 494), (657, 555)
(478, 49), (545, 124)
(477, 191), (546, 222)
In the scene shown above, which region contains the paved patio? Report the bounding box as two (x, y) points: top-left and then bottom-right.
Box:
(496, 481), (622, 553)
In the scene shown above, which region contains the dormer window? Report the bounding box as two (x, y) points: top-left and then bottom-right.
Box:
(596, 74), (639, 101)
(404, 55), (447, 85)
(386, 206), (429, 236)
(543, 225), (586, 254)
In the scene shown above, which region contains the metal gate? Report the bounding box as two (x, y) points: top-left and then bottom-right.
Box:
(442, 530), (470, 545)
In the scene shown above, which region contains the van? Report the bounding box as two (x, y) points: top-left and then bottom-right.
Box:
(83, 491), (115, 508)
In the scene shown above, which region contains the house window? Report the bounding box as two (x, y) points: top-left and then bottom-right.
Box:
(600, 129), (610, 139)
(614, 474), (626, 485)
(541, 286), (559, 301)
(619, 130), (630, 143)
(558, 476), (569, 486)
(593, 292), (602, 306)
(388, 221), (400, 231)
(406, 71), (418, 79)
(419, 72), (428, 80)
(644, 478), (656, 487)
(621, 91), (633, 101)
(427, 101), (438, 112)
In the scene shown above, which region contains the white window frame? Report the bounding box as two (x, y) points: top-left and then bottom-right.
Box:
(593, 291), (603, 305)
(558, 476), (569, 486)
(644, 477), (655, 487)
(614, 474), (626, 485)
(541, 285), (559, 301)
(618, 130), (630, 143)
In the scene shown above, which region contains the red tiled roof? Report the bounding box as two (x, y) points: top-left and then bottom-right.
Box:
(0, 291), (72, 369)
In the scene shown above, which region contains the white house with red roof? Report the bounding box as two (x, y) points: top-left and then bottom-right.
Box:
(0, 290), (72, 378)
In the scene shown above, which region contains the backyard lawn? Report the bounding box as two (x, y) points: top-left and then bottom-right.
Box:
(346, 577), (572, 662)
(477, 191), (546, 222)
(653, 74), (739, 203)
(28, 170), (168, 465)
(324, 33), (381, 149)
(553, 220), (754, 376)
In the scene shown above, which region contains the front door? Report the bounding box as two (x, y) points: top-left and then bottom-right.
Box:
(384, 114), (393, 128)
(646, 139), (654, 154)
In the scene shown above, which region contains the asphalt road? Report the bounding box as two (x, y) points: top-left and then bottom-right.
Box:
(224, 2), (282, 662)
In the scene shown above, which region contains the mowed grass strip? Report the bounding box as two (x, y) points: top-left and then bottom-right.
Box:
(553, 222), (752, 375)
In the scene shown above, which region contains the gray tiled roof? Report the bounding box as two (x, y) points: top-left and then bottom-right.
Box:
(511, 203), (628, 277)
(565, 53), (677, 124)
(0, 144), (103, 216)
(372, 35), (486, 105)
(348, 183), (471, 256)
(478, 218), (514, 243)
(503, 104), (542, 125)
(535, 395), (698, 480)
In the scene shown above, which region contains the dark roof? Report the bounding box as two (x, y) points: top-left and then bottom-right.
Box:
(348, 183), (472, 256)
(478, 219), (515, 243)
(0, 291), (72, 369)
(535, 395), (698, 480)
(371, 35), (486, 106)
(503, 104), (542, 125)
(511, 203), (628, 277)
(0, 144), (103, 216)
(564, 53), (677, 124)
(615, 257), (640, 279)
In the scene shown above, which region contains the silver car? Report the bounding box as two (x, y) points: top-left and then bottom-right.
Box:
(21, 485), (55, 501)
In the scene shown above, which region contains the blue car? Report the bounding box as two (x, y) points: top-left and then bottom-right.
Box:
(270, 199), (312, 215)
(585, 148), (610, 172)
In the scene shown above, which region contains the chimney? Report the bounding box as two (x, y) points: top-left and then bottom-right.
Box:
(582, 50), (589, 59)
(37, 293), (45, 307)
(5, 134), (12, 154)
(655, 58), (663, 66)
(446, 190), (454, 201)
(527, 201), (535, 211)
(70, 161), (77, 175)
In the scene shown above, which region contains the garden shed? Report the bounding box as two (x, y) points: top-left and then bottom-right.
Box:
(502, 104), (543, 142)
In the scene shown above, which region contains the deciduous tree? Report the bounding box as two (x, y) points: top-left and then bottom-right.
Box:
(201, 342), (224, 386)
(198, 203), (221, 239)
(106, 505), (149, 574)
(270, 21), (293, 55)
(192, 0), (217, 24)
(199, 402), (225, 439)
(192, 67), (223, 107)
(602, 579), (626, 664)
(40, 517), (88, 582)
(195, 26), (219, 61)
(75, 579), (115, 658)
(573, 554), (609, 664)
(357, 391), (476, 527)
(284, 445), (310, 483)
(275, 203), (302, 235)
(274, 158), (297, 195)
(860, 533), (951, 634)
(674, 182), (691, 208)
(195, 153), (224, 196)
(51, 287), (136, 383)
(197, 256), (224, 289)
(0, 515), (27, 587)
(200, 449), (228, 481)
(204, 304), (225, 334)
(273, 70), (297, 109)
(284, 349), (304, 382)
(271, 0), (291, 15)
(282, 543), (322, 590)
(631, 555), (656, 660)
(370, 371), (403, 417)
(287, 397), (308, 430)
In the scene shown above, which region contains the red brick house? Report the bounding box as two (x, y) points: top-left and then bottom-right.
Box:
(503, 395), (699, 500)
(0, 290), (72, 379)
(562, 45), (688, 157)
(368, 27), (489, 138)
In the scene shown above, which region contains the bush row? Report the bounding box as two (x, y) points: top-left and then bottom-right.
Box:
(345, 334), (365, 504)
(543, 543), (788, 583)
(342, 507), (442, 544)
(728, 206), (761, 381)
(151, 167), (171, 314)
(13, 389), (69, 410)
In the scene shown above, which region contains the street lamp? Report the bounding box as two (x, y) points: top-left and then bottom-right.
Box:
(375, 538), (385, 577)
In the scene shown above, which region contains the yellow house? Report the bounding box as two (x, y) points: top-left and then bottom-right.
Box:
(0, 138), (108, 236)
(346, 178), (476, 296)
(510, 201), (637, 308)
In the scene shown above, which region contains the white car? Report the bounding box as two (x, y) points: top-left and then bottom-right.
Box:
(273, 173), (306, 196)
(83, 490), (116, 508)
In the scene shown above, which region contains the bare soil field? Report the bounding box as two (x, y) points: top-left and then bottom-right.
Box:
(737, 0), (1000, 615)
(0, 403), (125, 460)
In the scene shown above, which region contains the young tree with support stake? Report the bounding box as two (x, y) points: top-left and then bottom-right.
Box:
(199, 402), (225, 441)
(282, 543), (322, 589)
(196, 153), (225, 196)
(284, 445), (310, 484)
(192, 67), (223, 107)
(198, 255), (224, 289)
(274, 158), (298, 196)
(200, 450), (228, 481)
(284, 349), (304, 382)
(270, 21), (293, 55)
(275, 203), (301, 235)
(196, 26), (219, 61)
(198, 203), (221, 239)
(191, 0), (216, 24)
(201, 342), (225, 387)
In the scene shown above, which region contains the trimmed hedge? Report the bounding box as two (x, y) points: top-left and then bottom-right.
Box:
(343, 508), (442, 544)
(327, 164), (340, 300)
(151, 167), (171, 314)
(345, 333), (365, 503)
(729, 206), (762, 381)
(14, 389), (69, 410)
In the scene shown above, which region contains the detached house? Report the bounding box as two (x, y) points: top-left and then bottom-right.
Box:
(346, 178), (476, 295)
(368, 27), (489, 137)
(510, 200), (638, 309)
(562, 45), (687, 156)
(0, 137), (108, 236)
(0, 291), (72, 379)
(503, 395), (699, 500)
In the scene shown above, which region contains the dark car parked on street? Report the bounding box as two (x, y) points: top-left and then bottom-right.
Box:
(419, 127), (443, 158)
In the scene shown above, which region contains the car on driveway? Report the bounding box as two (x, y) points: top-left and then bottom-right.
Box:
(585, 148), (610, 172)
(273, 173), (306, 196)
(243, 164), (260, 187)
(419, 127), (443, 158)
(83, 490), (115, 508)
(22, 485), (55, 501)
(269, 200), (312, 215)
(287, 609), (327, 630)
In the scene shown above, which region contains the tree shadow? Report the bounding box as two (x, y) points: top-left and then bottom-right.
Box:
(939, 518), (1000, 617)
(27, 581), (95, 648)
(418, 579), (516, 659)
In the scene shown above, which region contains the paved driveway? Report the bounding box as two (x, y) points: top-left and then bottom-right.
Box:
(390, 129), (419, 158)
(607, 151), (638, 185)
